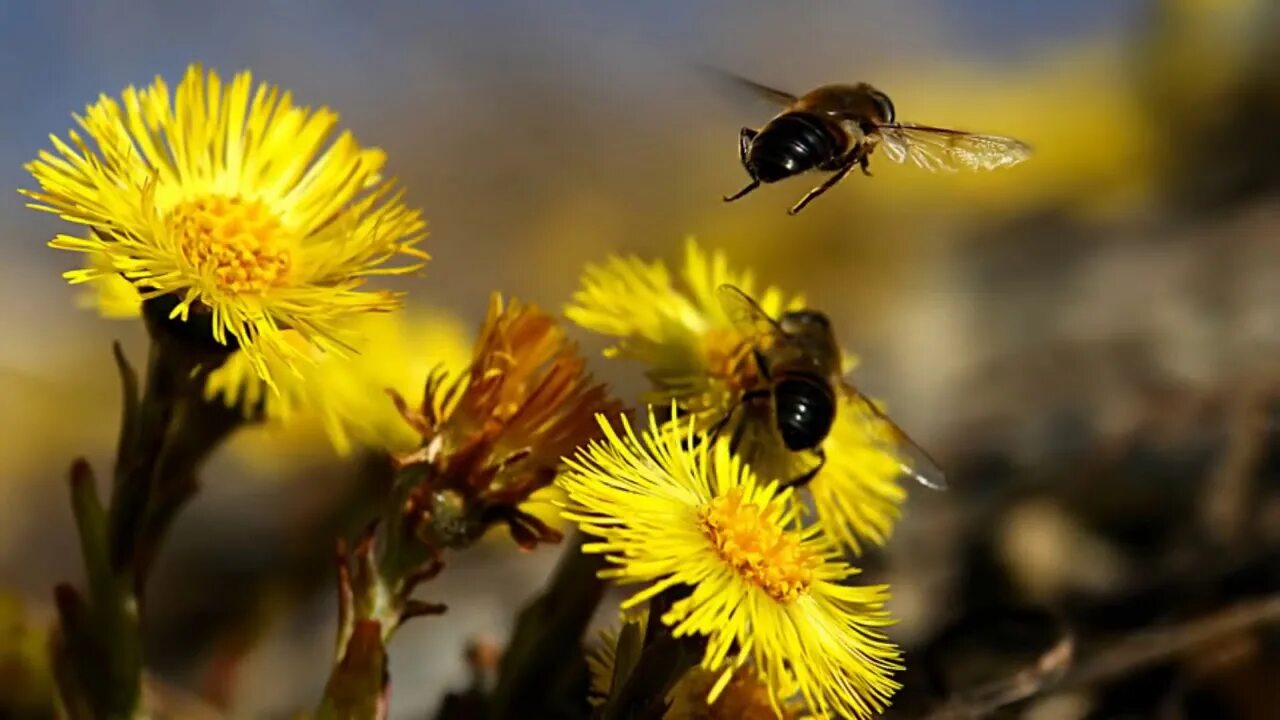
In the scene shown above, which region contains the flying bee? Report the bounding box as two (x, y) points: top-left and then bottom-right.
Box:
(712, 284), (946, 490)
(718, 73), (1032, 214)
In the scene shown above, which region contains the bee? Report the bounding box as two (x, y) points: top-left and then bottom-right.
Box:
(713, 284), (946, 490)
(718, 73), (1032, 214)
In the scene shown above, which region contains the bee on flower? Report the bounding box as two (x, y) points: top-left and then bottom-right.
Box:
(566, 238), (913, 552)
(390, 293), (623, 550)
(560, 409), (902, 719)
(22, 63), (428, 388)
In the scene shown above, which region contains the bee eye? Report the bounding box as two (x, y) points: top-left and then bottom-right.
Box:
(871, 90), (895, 124)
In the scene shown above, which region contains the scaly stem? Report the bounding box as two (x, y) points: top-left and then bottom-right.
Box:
(54, 300), (240, 718)
(108, 335), (180, 579)
(600, 585), (702, 720)
(324, 465), (449, 716)
(132, 391), (243, 591)
(486, 534), (607, 720)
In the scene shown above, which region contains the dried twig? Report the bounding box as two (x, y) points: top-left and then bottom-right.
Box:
(1060, 594), (1280, 690)
(1200, 380), (1275, 547)
(922, 633), (1074, 720)
(922, 594), (1280, 719)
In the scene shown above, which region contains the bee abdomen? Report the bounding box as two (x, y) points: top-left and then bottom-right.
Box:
(773, 375), (836, 451)
(748, 112), (845, 183)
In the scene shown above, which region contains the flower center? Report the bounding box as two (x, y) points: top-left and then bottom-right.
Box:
(699, 488), (816, 602)
(169, 195), (293, 294)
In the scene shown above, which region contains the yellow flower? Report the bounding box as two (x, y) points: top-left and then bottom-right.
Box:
(560, 410), (901, 719)
(566, 238), (905, 552)
(392, 293), (623, 549)
(22, 64), (428, 387)
(79, 251), (143, 319)
(218, 308), (475, 457)
(567, 237), (798, 424)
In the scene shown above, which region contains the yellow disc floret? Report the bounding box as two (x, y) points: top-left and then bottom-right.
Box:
(170, 195), (294, 294)
(700, 487), (816, 603)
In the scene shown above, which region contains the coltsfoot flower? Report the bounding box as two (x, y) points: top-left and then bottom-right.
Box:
(210, 308), (474, 457)
(560, 410), (902, 719)
(392, 293), (623, 549)
(566, 238), (906, 552)
(23, 64), (427, 387)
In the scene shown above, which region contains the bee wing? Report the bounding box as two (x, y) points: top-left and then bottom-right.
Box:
(874, 123), (1031, 173)
(841, 382), (948, 491)
(701, 66), (800, 107)
(717, 284), (787, 346)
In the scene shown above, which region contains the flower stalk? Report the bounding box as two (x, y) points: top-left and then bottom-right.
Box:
(53, 297), (243, 718)
(487, 534), (608, 719)
(597, 587), (704, 720)
(320, 294), (623, 714)
(112, 298), (243, 590)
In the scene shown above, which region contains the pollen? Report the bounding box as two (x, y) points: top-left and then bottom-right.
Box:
(703, 328), (756, 389)
(699, 487), (816, 603)
(170, 195), (293, 294)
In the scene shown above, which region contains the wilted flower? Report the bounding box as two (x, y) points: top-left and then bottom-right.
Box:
(566, 238), (906, 552)
(23, 64), (427, 387)
(392, 293), (622, 549)
(587, 610), (805, 719)
(560, 410), (902, 719)
(664, 667), (805, 720)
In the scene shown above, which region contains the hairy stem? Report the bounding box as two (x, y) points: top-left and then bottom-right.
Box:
(54, 305), (239, 718)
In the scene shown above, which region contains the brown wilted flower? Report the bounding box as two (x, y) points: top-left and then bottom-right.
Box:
(665, 666), (805, 720)
(391, 292), (623, 549)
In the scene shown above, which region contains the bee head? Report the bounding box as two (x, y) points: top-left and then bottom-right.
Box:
(867, 88), (896, 124)
(779, 310), (831, 334)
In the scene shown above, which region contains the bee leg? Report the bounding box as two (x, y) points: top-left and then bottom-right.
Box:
(496, 446), (533, 472)
(703, 389), (770, 450)
(724, 179), (760, 203)
(788, 161), (856, 215)
(783, 446), (827, 488)
(697, 404), (737, 450)
(729, 413), (748, 452)
(859, 154), (872, 177)
(752, 348), (772, 381)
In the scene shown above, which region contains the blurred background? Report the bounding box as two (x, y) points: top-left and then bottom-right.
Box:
(2, 0), (1278, 717)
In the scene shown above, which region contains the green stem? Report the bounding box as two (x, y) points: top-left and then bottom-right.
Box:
(132, 393), (244, 591)
(485, 534), (607, 720)
(116, 299), (241, 596)
(323, 467), (447, 716)
(55, 306), (240, 718)
(109, 336), (182, 579)
(600, 586), (702, 720)
(53, 461), (142, 719)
